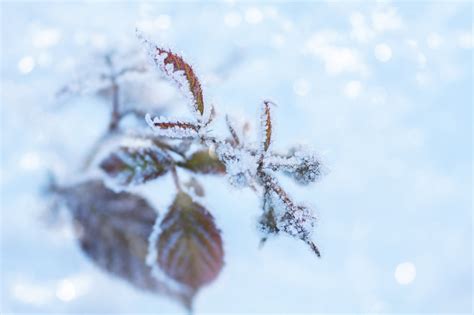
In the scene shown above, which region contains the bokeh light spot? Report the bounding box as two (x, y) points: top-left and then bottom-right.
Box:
(18, 56), (35, 74)
(56, 279), (77, 302)
(394, 262), (416, 285)
(374, 43), (392, 62)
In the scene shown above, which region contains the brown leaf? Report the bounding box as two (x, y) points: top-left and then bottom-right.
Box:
(99, 145), (171, 186)
(59, 180), (192, 306)
(155, 47), (204, 116)
(260, 100), (273, 153)
(156, 192), (224, 291)
(179, 150), (225, 175)
(153, 121), (199, 131)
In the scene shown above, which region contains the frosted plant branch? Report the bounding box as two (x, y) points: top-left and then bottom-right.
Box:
(139, 34), (325, 257)
(50, 31), (326, 312)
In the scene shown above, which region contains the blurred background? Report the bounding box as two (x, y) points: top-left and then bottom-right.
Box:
(1, 1), (472, 313)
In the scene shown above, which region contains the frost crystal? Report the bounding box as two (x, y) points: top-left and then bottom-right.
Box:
(215, 142), (258, 188)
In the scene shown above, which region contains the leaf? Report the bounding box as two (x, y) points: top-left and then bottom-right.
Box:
(259, 190), (279, 235)
(99, 145), (171, 186)
(258, 190), (279, 246)
(156, 192), (224, 291)
(145, 114), (200, 139)
(264, 151), (323, 185)
(260, 100), (273, 153)
(143, 39), (204, 117)
(279, 204), (321, 258)
(259, 172), (321, 257)
(179, 150), (226, 174)
(58, 180), (192, 306)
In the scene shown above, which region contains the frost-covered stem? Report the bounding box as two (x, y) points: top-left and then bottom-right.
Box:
(171, 166), (182, 191)
(258, 170), (294, 208)
(103, 54), (121, 132)
(159, 147), (182, 191)
(108, 82), (120, 131)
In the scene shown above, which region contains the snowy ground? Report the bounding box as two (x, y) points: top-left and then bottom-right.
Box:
(1, 1), (472, 313)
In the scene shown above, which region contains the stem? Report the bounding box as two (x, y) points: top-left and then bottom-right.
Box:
(108, 82), (120, 131)
(171, 167), (182, 191)
(104, 54), (120, 132)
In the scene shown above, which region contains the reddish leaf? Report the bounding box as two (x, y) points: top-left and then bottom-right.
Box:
(156, 192), (224, 290)
(154, 47), (204, 116)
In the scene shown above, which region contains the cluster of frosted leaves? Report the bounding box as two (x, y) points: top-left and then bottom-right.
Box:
(56, 180), (192, 306)
(99, 144), (172, 187)
(215, 142), (259, 188)
(138, 37), (323, 257)
(153, 192), (224, 296)
(99, 140), (224, 190)
(216, 101), (323, 256)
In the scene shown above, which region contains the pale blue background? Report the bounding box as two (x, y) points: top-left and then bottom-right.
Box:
(1, 1), (472, 313)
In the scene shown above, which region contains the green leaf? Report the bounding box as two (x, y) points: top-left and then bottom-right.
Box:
(156, 192), (224, 291)
(99, 145), (171, 186)
(179, 150), (225, 174)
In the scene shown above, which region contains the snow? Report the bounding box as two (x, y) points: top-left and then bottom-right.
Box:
(1, 1), (472, 314)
